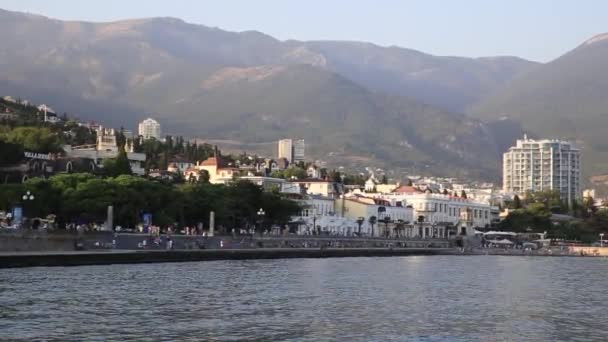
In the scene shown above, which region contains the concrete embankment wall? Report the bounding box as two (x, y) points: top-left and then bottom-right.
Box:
(0, 248), (451, 268)
(0, 231), (82, 251)
(0, 230), (451, 252)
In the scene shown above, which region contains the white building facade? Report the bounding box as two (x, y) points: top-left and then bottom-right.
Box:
(278, 139), (293, 163)
(138, 118), (161, 140)
(372, 191), (498, 237)
(503, 137), (581, 205)
(64, 127), (146, 175)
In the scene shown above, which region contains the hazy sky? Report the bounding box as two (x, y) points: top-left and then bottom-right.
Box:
(0, 0), (605, 62)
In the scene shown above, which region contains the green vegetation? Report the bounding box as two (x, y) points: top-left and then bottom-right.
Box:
(0, 140), (23, 166)
(0, 98), (97, 158)
(133, 135), (215, 171)
(499, 190), (606, 243)
(0, 173), (301, 231)
(0, 126), (62, 153)
(102, 147), (132, 177)
(270, 167), (308, 180)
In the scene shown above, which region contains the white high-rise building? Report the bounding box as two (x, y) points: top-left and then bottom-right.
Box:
(503, 136), (581, 205)
(293, 139), (305, 163)
(278, 139), (293, 162)
(138, 118), (161, 140)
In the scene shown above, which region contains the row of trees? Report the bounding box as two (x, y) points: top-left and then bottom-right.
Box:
(0, 173), (301, 232)
(130, 134), (215, 171)
(499, 190), (605, 242)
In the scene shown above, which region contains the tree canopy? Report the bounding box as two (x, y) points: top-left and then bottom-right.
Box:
(0, 173), (301, 231)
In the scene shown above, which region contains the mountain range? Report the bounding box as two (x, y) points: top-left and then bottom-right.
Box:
(0, 8), (606, 183)
(470, 33), (608, 181)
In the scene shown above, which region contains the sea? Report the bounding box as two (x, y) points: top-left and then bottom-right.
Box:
(1, 256), (607, 341)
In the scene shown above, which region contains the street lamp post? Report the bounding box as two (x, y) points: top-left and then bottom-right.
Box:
(340, 173), (346, 218)
(257, 208), (265, 235)
(600, 233), (605, 248)
(21, 191), (35, 229)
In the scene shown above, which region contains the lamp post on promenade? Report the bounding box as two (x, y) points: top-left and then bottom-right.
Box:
(257, 208), (265, 235)
(600, 233), (605, 248)
(22, 191), (35, 228)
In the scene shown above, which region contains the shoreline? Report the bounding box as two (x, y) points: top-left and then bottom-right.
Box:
(2, 247), (606, 269)
(0, 247), (452, 269)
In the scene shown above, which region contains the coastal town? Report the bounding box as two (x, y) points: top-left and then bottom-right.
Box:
(1, 95), (607, 258)
(4, 5), (608, 342)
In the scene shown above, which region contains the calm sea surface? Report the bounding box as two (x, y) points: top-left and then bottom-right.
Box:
(1, 256), (607, 341)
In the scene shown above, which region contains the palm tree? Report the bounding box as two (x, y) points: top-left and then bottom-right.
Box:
(382, 216), (391, 238)
(368, 216), (377, 237)
(396, 219), (405, 238)
(356, 217), (365, 236)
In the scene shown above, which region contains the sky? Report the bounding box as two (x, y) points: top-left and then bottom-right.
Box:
(0, 0), (606, 62)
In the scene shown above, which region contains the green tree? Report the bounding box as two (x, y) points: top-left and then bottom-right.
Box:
(0, 140), (24, 166)
(368, 216), (377, 237)
(2, 126), (62, 153)
(356, 217), (365, 235)
(103, 147), (132, 177)
(460, 190), (467, 199)
(513, 195), (522, 209)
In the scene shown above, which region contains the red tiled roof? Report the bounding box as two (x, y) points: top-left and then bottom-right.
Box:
(200, 157), (220, 166)
(392, 186), (421, 193)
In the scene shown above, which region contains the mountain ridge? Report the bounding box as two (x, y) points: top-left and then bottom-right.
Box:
(469, 32), (608, 179)
(0, 8), (538, 179)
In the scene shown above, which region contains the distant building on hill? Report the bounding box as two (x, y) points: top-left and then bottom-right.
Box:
(503, 135), (581, 205)
(277, 138), (305, 164)
(293, 139), (305, 163)
(65, 126), (146, 175)
(138, 118), (161, 140)
(37, 104), (56, 114)
(278, 139), (293, 163)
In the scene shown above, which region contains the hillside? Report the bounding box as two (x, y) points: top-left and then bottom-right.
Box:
(470, 33), (608, 178)
(0, 8), (531, 179)
(300, 41), (537, 112)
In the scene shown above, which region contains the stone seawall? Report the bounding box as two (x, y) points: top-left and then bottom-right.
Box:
(0, 230), (451, 252)
(0, 248), (452, 268)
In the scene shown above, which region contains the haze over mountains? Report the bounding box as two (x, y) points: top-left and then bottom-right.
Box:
(1, 8), (606, 181)
(470, 33), (608, 178)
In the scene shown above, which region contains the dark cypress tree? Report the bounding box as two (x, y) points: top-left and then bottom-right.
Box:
(513, 195), (522, 209)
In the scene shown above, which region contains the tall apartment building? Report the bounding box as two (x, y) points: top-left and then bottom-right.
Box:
(138, 118), (161, 140)
(278, 139), (293, 163)
(503, 136), (581, 205)
(293, 139), (305, 163)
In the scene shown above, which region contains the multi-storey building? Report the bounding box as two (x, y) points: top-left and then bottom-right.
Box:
(503, 136), (581, 205)
(293, 139), (305, 163)
(277, 139), (293, 163)
(277, 138), (305, 164)
(138, 118), (161, 140)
